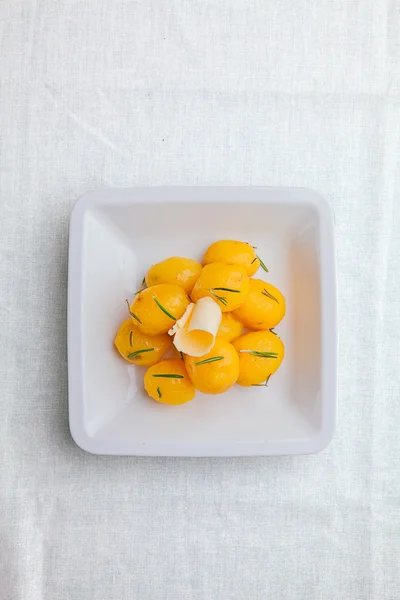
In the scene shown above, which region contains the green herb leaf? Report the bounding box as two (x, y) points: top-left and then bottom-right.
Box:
(209, 289), (228, 306)
(142, 277), (146, 286)
(270, 328), (277, 336)
(129, 331), (133, 347)
(153, 296), (176, 320)
(195, 356), (224, 366)
(239, 350), (278, 359)
(251, 374), (272, 387)
(211, 287), (240, 293)
(257, 255), (269, 273)
(251, 257), (258, 264)
(127, 347), (155, 359)
(152, 373), (184, 379)
(157, 387), (162, 398)
(262, 288), (279, 303)
(125, 299), (142, 324)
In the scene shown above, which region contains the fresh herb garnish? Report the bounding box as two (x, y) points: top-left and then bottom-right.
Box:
(209, 290), (228, 306)
(270, 328), (277, 336)
(252, 374), (272, 387)
(212, 287), (240, 293)
(262, 288), (279, 303)
(239, 350), (278, 359)
(157, 387), (162, 398)
(127, 348), (155, 359)
(195, 356), (224, 366)
(129, 331), (133, 347)
(125, 299), (142, 324)
(153, 296), (176, 320)
(251, 257), (258, 264)
(152, 373), (184, 379)
(133, 278), (147, 295)
(209, 287), (240, 306)
(257, 255), (269, 273)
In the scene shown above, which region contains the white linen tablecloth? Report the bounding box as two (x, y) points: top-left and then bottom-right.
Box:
(1, 1), (399, 599)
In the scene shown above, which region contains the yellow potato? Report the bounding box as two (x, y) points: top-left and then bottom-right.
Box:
(184, 338), (239, 394)
(203, 239), (261, 276)
(217, 313), (243, 342)
(114, 319), (172, 366)
(145, 256), (202, 294)
(128, 284), (190, 336)
(169, 345), (185, 361)
(144, 359), (195, 405)
(233, 278), (285, 329)
(190, 263), (249, 313)
(232, 330), (284, 386)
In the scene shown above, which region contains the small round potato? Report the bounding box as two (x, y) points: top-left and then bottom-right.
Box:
(145, 256), (202, 294)
(233, 278), (285, 330)
(191, 263), (249, 313)
(144, 359), (195, 405)
(128, 284), (190, 336)
(203, 240), (260, 276)
(217, 313), (243, 342)
(232, 330), (284, 386)
(184, 338), (239, 394)
(114, 319), (172, 365)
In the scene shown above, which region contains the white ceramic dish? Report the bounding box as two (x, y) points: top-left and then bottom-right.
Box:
(68, 187), (337, 456)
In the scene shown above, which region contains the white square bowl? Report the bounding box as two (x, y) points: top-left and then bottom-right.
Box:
(68, 187), (337, 456)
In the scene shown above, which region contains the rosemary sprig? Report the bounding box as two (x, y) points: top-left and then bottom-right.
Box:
(129, 331), (133, 347)
(127, 347), (155, 359)
(212, 287), (240, 293)
(195, 356), (224, 366)
(125, 299), (142, 324)
(209, 287), (239, 306)
(209, 290), (228, 306)
(252, 374), (272, 387)
(239, 350), (278, 359)
(257, 255), (269, 273)
(134, 277), (147, 296)
(251, 257), (258, 264)
(133, 277), (147, 296)
(270, 328), (277, 336)
(152, 373), (184, 379)
(157, 387), (162, 398)
(262, 288), (279, 303)
(153, 295), (176, 320)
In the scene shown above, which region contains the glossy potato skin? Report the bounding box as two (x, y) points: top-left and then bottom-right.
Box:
(144, 359), (195, 405)
(191, 263), (249, 313)
(184, 338), (239, 394)
(128, 284), (190, 335)
(217, 313), (243, 342)
(114, 319), (171, 365)
(233, 278), (285, 330)
(145, 257), (202, 294)
(203, 240), (259, 276)
(233, 330), (285, 386)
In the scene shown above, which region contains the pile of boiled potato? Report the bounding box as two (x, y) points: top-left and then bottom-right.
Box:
(114, 240), (285, 405)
